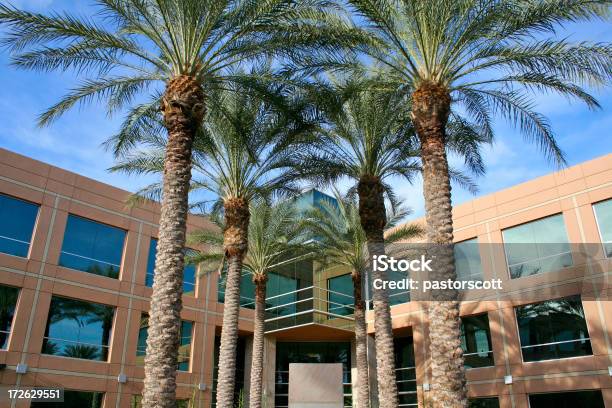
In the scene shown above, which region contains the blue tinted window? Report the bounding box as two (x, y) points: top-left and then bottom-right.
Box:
(42, 296), (114, 361)
(59, 215), (125, 278)
(455, 239), (482, 281)
(594, 199), (612, 257)
(145, 238), (196, 295)
(0, 193), (38, 257)
(136, 313), (192, 371)
(327, 274), (354, 317)
(0, 284), (19, 349)
(529, 390), (603, 408)
(503, 214), (572, 279)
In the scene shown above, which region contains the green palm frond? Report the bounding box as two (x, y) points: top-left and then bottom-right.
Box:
(351, 0), (612, 166)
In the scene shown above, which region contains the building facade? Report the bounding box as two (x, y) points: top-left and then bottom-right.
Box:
(0, 147), (610, 408)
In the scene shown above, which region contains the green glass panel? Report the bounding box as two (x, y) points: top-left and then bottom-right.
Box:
(594, 199), (612, 257)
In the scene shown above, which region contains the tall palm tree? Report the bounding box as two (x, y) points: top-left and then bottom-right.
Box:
(349, 0), (612, 405)
(296, 82), (484, 408)
(0, 2), (352, 406)
(302, 191), (422, 408)
(112, 83), (315, 408)
(191, 201), (309, 408)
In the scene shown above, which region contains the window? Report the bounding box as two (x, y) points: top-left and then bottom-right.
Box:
(461, 314), (494, 368)
(328, 273), (354, 317)
(529, 390), (604, 408)
(31, 390), (104, 408)
(0, 284), (19, 349)
(394, 337), (417, 407)
(594, 199), (612, 257)
(136, 313), (192, 371)
(145, 238), (197, 296)
(468, 397), (499, 408)
(516, 295), (591, 362)
(59, 215), (125, 278)
(42, 296), (114, 361)
(0, 193), (38, 257)
(455, 239), (482, 281)
(503, 214), (572, 279)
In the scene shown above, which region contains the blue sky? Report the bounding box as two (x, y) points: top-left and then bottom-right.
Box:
(0, 0), (610, 217)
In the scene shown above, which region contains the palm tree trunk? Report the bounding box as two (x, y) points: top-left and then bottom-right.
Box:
(352, 270), (370, 408)
(249, 274), (267, 408)
(412, 83), (467, 408)
(216, 197), (250, 408)
(143, 75), (205, 408)
(358, 175), (398, 408)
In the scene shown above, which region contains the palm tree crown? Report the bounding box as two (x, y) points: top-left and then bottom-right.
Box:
(351, 0), (612, 162)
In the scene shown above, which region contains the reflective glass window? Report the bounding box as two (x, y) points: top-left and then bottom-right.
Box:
(59, 215), (125, 278)
(136, 313), (192, 371)
(42, 296), (114, 361)
(594, 199), (612, 257)
(394, 337), (417, 407)
(516, 295), (591, 362)
(145, 238), (197, 296)
(328, 273), (354, 317)
(529, 390), (604, 408)
(455, 238), (482, 281)
(503, 214), (572, 278)
(461, 314), (494, 368)
(0, 284), (19, 349)
(31, 390), (104, 408)
(0, 193), (38, 257)
(468, 397), (500, 408)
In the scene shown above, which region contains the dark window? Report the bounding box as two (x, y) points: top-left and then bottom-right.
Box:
(212, 336), (247, 408)
(594, 199), (612, 257)
(59, 215), (125, 278)
(516, 295), (591, 362)
(461, 314), (494, 368)
(529, 390), (604, 408)
(394, 337), (417, 407)
(275, 342), (352, 408)
(145, 238), (197, 296)
(31, 390), (104, 408)
(455, 238), (482, 281)
(0, 193), (38, 257)
(328, 273), (354, 317)
(0, 284), (19, 349)
(503, 214), (572, 278)
(136, 313), (192, 371)
(131, 395), (188, 408)
(468, 397), (499, 408)
(42, 296), (114, 361)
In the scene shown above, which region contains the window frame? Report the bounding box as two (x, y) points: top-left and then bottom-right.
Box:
(58, 214), (127, 279)
(502, 213), (573, 279)
(593, 199), (612, 259)
(0, 284), (20, 350)
(454, 237), (483, 282)
(514, 295), (592, 363)
(0, 193), (40, 259)
(460, 312), (495, 369)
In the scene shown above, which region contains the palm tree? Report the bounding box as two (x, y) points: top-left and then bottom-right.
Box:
(112, 83), (314, 408)
(350, 0), (612, 405)
(296, 82), (484, 408)
(302, 191), (422, 408)
(0, 2), (353, 406)
(191, 201), (309, 408)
